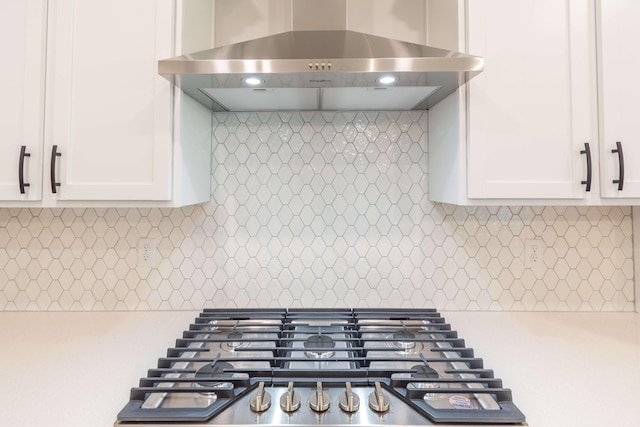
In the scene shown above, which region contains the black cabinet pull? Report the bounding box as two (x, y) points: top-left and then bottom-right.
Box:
(580, 142), (592, 192)
(612, 141), (624, 191)
(19, 145), (31, 194)
(50, 145), (61, 193)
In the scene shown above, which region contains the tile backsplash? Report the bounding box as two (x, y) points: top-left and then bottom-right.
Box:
(0, 111), (634, 311)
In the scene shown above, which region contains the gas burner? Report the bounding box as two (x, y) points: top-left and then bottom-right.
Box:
(224, 330), (245, 351)
(194, 361), (234, 397)
(386, 332), (422, 354)
(421, 319), (435, 332)
(409, 364), (442, 399)
(411, 364), (439, 379)
(197, 320), (219, 334)
(303, 334), (336, 358)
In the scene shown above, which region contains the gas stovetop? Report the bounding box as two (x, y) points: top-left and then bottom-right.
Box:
(115, 308), (526, 426)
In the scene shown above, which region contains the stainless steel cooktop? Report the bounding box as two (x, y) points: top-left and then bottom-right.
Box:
(115, 308), (526, 426)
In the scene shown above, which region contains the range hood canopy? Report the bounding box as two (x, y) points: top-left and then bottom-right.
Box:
(159, 29), (483, 112)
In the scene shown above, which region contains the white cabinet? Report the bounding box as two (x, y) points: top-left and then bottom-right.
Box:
(0, 0), (211, 207)
(465, 0), (596, 200)
(45, 0), (172, 201)
(429, 0), (600, 204)
(429, 0), (640, 205)
(597, 0), (640, 198)
(0, 0), (47, 201)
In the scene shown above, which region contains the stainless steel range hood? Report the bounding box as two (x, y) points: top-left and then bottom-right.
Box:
(159, 4), (483, 112)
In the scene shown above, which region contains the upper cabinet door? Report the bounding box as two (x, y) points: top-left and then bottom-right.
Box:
(466, 0), (597, 199)
(598, 0), (640, 198)
(0, 0), (47, 201)
(45, 0), (173, 200)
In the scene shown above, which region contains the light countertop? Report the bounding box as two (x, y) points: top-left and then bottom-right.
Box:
(0, 311), (638, 427)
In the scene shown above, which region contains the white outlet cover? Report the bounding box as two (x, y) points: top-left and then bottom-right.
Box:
(524, 239), (544, 269)
(138, 239), (158, 267)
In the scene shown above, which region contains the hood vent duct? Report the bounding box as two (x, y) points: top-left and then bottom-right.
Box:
(159, 2), (483, 112)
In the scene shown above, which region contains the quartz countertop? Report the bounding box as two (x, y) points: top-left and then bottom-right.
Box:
(0, 311), (638, 427)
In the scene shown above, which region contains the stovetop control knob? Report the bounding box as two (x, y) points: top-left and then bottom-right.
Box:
(309, 381), (330, 412)
(339, 382), (360, 413)
(250, 382), (271, 413)
(368, 382), (390, 413)
(280, 382), (301, 413)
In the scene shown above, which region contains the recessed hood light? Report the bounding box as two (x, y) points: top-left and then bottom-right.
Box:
(377, 75), (398, 85)
(243, 77), (263, 86)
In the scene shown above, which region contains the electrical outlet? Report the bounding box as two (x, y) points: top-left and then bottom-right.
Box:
(138, 239), (158, 267)
(524, 239), (544, 269)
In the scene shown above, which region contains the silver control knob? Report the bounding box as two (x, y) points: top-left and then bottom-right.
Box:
(368, 382), (390, 413)
(250, 382), (271, 413)
(309, 381), (330, 412)
(279, 382), (301, 413)
(338, 382), (360, 413)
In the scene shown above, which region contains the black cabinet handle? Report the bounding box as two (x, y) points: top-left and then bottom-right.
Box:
(50, 145), (61, 193)
(19, 145), (31, 194)
(612, 141), (624, 191)
(580, 142), (592, 192)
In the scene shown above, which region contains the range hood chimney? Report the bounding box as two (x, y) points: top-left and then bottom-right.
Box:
(159, 1), (483, 112)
